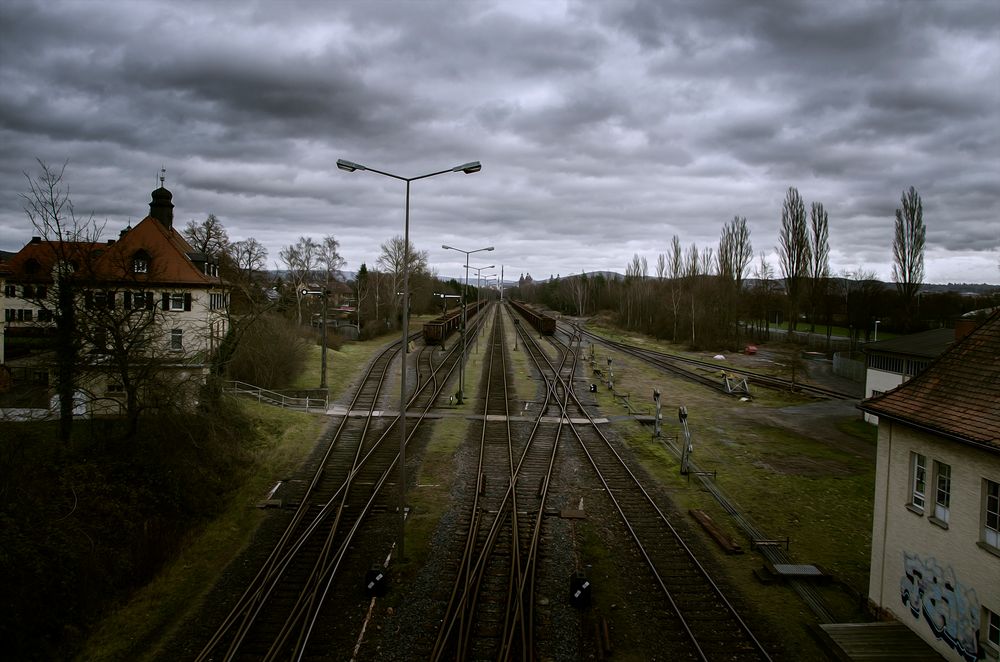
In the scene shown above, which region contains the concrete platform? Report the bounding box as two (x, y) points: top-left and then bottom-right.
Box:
(811, 622), (945, 661)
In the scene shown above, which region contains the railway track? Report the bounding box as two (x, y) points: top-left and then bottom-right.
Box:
(431, 303), (574, 660)
(568, 322), (856, 400)
(523, 310), (774, 661)
(195, 311), (490, 661)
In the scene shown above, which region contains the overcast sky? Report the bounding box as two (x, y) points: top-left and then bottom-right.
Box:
(1, 0), (998, 285)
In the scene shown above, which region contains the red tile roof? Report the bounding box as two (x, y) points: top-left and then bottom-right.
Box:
(4, 239), (106, 283)
(860, 310), (1000, 451)
(5, 217), (220, 288)
(92, 215), (218, 286)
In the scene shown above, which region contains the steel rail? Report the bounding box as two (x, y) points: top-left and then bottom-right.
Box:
(199, 314), (489, 660)
(540, 327), (773, 661)
(571, 322), (856, 400)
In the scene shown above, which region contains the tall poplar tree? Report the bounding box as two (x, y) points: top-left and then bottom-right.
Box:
(892, 186), (925, 330)
(777, 187), (811, 335)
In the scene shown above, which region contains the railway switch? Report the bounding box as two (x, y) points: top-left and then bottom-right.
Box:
(365, 564), (388, 597)
(570, 572), (592, 608)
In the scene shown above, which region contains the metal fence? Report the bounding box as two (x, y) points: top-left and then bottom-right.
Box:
(832, 351), (866, 383)
(224, 381), (329, 411)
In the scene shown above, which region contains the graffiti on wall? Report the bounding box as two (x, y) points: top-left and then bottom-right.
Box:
(900, 552), (980, 662)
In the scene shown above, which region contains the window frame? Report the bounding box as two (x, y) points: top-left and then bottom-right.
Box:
(984, 479), (1000, 551)
(170, 328), (183, 351)
(909, 452), (927, 513)
(984, 608), (1000, 658)
(932, 460), (952, 526)
(169, 293), (185, 311)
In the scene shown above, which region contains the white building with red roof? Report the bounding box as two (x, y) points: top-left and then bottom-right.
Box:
(860, 311), (1000, 662)
(1, 185), (228, 415)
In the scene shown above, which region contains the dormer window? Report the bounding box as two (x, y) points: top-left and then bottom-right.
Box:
(132, 250), (150, 274)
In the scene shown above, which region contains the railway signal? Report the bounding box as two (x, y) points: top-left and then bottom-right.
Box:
(653, 389), (662, 438)
(301, 288), (330, 390)
(678, 406), (693, 474)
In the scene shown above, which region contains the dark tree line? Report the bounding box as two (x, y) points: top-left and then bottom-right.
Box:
(510, 185), (990, 350)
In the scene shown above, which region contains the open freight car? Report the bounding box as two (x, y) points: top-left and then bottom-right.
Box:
(422, 299), (489, 344)
(509, 300), (556, 335)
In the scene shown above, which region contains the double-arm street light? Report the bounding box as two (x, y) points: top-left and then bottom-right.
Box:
(338, 158), (481, 561)
(442, 244), (494, 404)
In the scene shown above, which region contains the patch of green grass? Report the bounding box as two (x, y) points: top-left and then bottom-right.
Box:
(79, 402), (323, 662)
(290, 335), (392, 402)
(837, 417), (878, 444)
(584, 321), (875, 653)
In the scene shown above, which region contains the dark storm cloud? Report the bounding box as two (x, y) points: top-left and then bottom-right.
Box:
(0, 0), (997, 284)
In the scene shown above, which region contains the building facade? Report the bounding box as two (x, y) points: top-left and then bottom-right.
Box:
(0, 186), (228, 415)
(861, 312), (1000, 662)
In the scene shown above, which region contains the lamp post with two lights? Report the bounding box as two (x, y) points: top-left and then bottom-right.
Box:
(442, 244), (494, 404)
(337, 157), (481, 561)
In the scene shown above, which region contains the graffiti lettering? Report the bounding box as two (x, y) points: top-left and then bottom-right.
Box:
(900, 552), (980, 662)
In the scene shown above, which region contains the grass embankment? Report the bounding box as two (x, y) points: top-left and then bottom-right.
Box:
(81, 332), (395, 661)
(81, 403), (323, 661)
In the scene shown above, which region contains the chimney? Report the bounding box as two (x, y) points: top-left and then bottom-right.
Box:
(31, 236), (41, 243)
(149, 187), (174, 229)
(954, 318), (978, 341)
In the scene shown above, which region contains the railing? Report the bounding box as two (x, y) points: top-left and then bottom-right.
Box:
(224, 381), (328, 411)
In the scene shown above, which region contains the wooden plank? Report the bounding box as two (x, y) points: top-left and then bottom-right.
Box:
(689, 509), (743, 554)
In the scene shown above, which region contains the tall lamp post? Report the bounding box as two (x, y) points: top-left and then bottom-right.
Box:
(470, 264), (494, 310)
(338, 157), (481, 561)
(442, 244), (494, 403)
(472, 271), (495, 355)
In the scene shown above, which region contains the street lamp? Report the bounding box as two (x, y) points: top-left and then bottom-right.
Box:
(442, 244), (494, 403)
(874, 319), (881, 342)
(470, 264), (494, 309)
(338, 157), (481, 561)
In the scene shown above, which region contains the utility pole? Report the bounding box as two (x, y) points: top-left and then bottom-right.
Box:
(302, 288), (330, 389)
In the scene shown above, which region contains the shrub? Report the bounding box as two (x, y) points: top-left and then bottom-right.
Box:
(226, 313), (309, 388)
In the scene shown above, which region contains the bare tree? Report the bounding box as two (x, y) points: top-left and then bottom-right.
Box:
(227, 238), (268, 284)
(777, 187), (811, 335)
(842, 266), (885, 347)
(718, 216), (753, 286)
(20, 160), (103, 443)
(280, 236), (319, 325)
(667, 235), (683, 341)
(718, 216), (754, 342)
(377, 235), (428, 324)
(808, 202), (831, 335)
(568, 272), (589, 316)
(317, 234), (345, 288)
(892, 186), (926, 330)
(183, 214), (229, 258)
(684, 243), (700, 345)
(751, 252), (777, 339)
